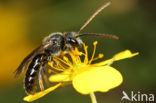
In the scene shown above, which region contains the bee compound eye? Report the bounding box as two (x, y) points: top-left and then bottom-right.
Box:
(70, 38), (76, 43)
(70, 38), (79, 46)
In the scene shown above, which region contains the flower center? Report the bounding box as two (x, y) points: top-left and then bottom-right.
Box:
(48, 41), (104, 75)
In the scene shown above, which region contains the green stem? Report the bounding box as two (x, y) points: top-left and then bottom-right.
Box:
(90, 92), (97, 103)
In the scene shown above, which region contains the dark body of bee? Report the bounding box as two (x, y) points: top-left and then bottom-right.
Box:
(14, 2), (117, 95)
(15, 32), (83, 94)
(25, 54), (46, 94)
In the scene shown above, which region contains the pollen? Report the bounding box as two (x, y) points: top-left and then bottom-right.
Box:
(93, 41), (98, 45)
(98, 53), (104, 58)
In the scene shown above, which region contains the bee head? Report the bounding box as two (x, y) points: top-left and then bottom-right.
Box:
(64, 32), (83, 48)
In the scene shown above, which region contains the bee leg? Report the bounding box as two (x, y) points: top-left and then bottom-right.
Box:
(43, 70), (50, 87)
(39, 68), (45, 91)
(39, 55), (51, 89)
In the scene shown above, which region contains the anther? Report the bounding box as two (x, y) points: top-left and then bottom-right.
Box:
(93, 41), (98, 45)
(98, 53), (104, 58)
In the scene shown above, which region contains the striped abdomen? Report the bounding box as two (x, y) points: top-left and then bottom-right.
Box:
(24, 54), (46, 94)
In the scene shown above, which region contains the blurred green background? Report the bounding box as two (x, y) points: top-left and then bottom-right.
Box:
(0, 0), (156, 103)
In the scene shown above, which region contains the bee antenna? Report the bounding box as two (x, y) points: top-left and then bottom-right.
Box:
(77, 2), (111, 33)
(76, 33), (119, 40)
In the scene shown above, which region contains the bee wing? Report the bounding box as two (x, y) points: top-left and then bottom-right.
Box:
(14, 43), (52, 78)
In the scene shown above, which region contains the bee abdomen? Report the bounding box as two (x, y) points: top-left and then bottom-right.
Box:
(25, 54), (46, 94)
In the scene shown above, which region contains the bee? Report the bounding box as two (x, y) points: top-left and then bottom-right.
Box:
(14, 2), (118, 95)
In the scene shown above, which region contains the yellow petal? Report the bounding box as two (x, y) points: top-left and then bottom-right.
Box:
(93, 50), (139, 66)
(113, 50), (139, 61)
(23, 83), (61, 102)
(72, 66), (123, 94)
(49, 70), (71, 82)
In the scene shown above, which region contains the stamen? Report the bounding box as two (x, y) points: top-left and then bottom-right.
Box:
(98, 53), (104, 58)
(68, 51), (82, 65)
(89, 41), (98, 64)
(72, 48), (82, 64)
(63, 56), (73, 66)
(48, 69), (52, 73)
(57, 62), (68, 70)
(48, 62), (64, 71)
(83, 44), (89, 64)
(68, 52), (78, 65)
(91, 53), (104, 62)
(73, 48), (83, 56)
(54, 56), (73, 68)
(48, 68), (59, 74)
(77, 56), (82, 64)
(93, 41), (98, 45)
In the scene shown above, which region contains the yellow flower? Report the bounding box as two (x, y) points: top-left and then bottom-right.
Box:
(24, 41), (138, 102)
